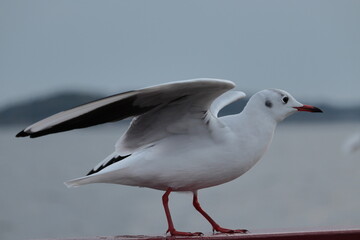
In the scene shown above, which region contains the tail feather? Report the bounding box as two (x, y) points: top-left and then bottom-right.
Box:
(65, 152), (133, 188)
(64, 176), (94, 188)
(64, 168), (128, 188)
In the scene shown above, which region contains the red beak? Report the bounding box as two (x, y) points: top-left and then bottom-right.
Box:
(294, 105), (323, 113)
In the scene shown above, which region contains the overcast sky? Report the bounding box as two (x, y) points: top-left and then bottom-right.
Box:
(1, 0), (359, 108)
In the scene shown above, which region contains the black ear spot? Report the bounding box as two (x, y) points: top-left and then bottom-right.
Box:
(265, 100), (272, 108)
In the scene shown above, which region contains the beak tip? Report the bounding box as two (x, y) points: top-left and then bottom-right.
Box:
(315, 108), (323, 113)
(294, 105), (323, 113)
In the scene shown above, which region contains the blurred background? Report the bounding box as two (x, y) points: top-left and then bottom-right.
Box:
(1, 0), (360, 239)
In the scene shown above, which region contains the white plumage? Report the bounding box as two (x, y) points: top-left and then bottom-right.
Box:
(17, 78), (322, 236)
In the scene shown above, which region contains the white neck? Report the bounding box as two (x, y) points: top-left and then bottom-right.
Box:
(224, 104), (277, 136)
(220, 104), (277, 164)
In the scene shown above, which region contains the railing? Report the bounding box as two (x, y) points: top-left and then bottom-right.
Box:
(40, 228), (360, 240)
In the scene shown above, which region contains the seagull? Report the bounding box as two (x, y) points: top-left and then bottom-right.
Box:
(16, 79), (322, 236)
(343, 132), (360, 154)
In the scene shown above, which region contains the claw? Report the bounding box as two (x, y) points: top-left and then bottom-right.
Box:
(167, 229), (203, 236)
(213, 226), (248, 234)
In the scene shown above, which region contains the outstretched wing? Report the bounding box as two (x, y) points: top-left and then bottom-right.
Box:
(210, 90), (246, 117)
(16, 78), (235, 139)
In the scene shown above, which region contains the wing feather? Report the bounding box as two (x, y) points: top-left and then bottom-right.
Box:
(210, 91), (246, 117)
(16, 91), (157, 138)
(16, 78), (235, 138)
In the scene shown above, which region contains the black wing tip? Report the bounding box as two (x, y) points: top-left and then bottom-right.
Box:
(86, 154), (131, 176)
(86, 169), (96, 176)
(16, 130), (45, 138)
(16, 130), (30, 138)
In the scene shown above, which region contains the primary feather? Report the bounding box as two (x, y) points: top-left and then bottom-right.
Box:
(16, 78), (234, 139)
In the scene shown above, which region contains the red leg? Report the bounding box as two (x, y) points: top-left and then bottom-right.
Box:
(162, 188), (202, 236)
(192, 191), (248, 234)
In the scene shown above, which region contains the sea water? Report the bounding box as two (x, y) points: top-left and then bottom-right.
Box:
(1, 122), (360, 240)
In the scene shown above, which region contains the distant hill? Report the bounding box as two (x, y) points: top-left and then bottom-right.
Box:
(0, 91), (359, 126)
(0, 91), (104, 125)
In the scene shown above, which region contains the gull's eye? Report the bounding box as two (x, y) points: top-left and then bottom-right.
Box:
(282, 96), (289, 104)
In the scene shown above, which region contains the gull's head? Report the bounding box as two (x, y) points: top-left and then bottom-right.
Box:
(247, 89), (323, 122)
